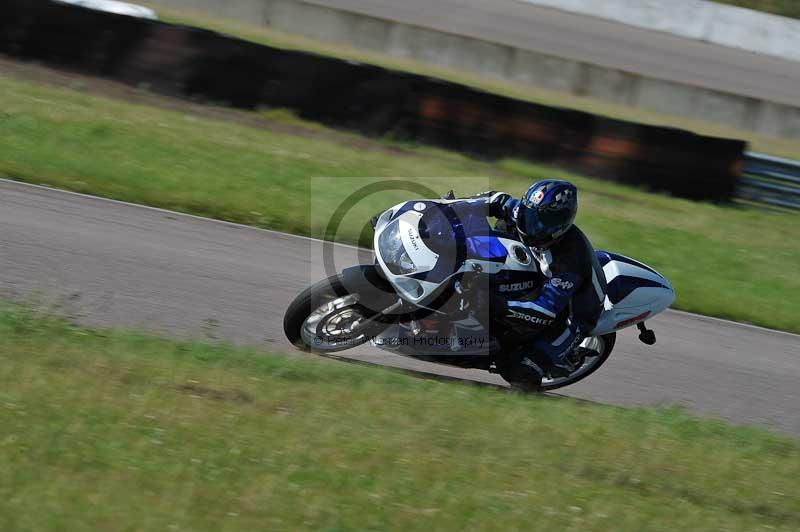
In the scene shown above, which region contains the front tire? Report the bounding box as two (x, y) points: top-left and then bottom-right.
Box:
(284, 275), (383, 353)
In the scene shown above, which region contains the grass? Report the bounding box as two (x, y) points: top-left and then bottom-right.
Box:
(1, 304), (799, 531)
(1, 73), (798, 332)
(713, 0), (800, 19)
(138, 1), (800, 160)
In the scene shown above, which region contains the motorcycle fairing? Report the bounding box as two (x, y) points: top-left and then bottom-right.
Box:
(374, 199), (675, 341)
(374, 200), (539, 305)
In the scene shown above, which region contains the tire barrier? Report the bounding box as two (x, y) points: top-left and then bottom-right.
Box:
(0, 0), (745, 201)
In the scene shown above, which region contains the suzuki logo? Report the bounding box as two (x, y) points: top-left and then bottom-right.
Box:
(499, 280), (536, 293)
(407, 228), (420, 251)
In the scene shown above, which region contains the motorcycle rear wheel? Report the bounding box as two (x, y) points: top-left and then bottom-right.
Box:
(500, 333), (616, 392)
(541, 333), (616, 392)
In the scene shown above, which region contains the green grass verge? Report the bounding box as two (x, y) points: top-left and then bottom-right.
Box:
(1, 73), (798, 332)
(713, 0), (800, 19)
(139, 1), (800, 160)
(1, 304), (799, 531)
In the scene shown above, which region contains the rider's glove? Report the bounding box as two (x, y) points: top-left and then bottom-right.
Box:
(465, 191), (514, 219)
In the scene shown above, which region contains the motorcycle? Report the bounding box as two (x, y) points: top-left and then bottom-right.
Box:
(284, 194), (675, 391)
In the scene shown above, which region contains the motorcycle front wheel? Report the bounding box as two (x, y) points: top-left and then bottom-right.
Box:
(284, 274), (386, 353)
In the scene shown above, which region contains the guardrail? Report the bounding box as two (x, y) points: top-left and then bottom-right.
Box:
(739, 152), (800, 209)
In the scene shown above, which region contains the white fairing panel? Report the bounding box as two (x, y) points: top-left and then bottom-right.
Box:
(54, 0), (159, 19)
(374, 209), (438, 303)
(591, 256), (675, 336)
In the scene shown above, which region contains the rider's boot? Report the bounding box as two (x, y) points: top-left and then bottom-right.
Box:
(537, 323), (584, 379)
(546, 356), (576, 378)
(496, 347), (545, 391)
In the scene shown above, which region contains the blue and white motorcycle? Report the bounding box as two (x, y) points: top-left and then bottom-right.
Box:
(284, 195), (675, 391)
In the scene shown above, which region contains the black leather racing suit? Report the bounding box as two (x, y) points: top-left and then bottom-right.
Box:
(466, 192), (607, 371)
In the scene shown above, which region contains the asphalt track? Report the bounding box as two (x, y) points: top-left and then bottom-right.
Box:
(1, 178), (799, 434)
(306, 0), (800, 107)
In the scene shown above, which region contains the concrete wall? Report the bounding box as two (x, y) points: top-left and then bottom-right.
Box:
(145, 0), (800, 139)
(521, 0), (800, 64)
(149, 0), (269, 21)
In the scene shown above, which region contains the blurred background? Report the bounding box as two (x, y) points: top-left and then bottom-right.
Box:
(1, 1), (799, 530)
(2, 0), (798, 329)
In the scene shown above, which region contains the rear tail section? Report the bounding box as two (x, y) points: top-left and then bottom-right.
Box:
(591, 251), (675, 336)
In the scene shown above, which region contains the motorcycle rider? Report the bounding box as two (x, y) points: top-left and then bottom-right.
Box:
(465, 180), (606, 385)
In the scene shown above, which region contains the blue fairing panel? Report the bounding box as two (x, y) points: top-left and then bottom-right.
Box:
(466, 236), (508, 261)
(596, 250), (613, 267)
(606, 276), (667, 304)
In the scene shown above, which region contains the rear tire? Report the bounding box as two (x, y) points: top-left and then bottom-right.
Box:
(540, 333), (616, 391)
(499, 333), (616, 392)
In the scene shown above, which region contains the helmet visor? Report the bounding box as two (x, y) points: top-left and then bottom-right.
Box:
(518, 204), (559, 235)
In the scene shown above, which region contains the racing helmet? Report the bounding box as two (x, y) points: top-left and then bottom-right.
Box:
(514, 180), (578, 248)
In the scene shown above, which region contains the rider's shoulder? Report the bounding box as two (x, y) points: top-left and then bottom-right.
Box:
(553, 225), (586, 249)
(549, 226), (594, 264)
